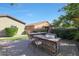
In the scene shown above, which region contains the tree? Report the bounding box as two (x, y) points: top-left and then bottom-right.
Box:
(53, 15), (74, 28)
(53, 3), (79, 28)
(62, 3), (79, 16)
(61, 3), (79, 27)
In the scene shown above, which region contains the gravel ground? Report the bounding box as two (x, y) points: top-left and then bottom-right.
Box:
(0, 39), (78, 56)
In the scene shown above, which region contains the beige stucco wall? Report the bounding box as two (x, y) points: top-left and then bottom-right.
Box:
(34, 22), (49, 29)
(25, 22), (50, 33)
(0, 17), (25, 36)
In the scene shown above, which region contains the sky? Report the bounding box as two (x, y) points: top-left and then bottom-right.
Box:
(0, 3), (65, 24)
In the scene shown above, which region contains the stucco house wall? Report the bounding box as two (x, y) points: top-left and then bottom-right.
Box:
(25, 21), (50, 33)
(34, 22), (49, 29)
(0, 16), (25, 37)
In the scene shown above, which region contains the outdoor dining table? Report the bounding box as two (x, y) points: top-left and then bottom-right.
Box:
(32, 35), (61, 55)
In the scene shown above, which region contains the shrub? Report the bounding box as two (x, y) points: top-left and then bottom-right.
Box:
(73, 31), (79, 41)
(5, 26), (18, 37)
(51, 28), (79, 41)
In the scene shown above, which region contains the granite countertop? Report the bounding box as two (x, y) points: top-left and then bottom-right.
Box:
(33, 35), (61, 42)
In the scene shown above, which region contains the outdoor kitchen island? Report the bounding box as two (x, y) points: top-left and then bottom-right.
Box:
(32, 34), (61, 55)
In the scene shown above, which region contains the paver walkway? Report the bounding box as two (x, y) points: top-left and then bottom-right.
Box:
(0, 39), (78, 56)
